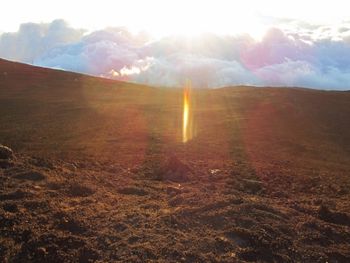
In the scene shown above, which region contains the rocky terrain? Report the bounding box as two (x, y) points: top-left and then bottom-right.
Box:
(1, 59), (350, 262)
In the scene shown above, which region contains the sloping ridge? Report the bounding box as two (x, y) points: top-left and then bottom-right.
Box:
(0, 58), (153, 93)
(1, 58), (350, 263)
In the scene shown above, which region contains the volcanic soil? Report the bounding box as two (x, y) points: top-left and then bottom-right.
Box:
(1, 59), (350, 262)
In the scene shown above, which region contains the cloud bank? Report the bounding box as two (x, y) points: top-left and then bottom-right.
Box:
(1, 19), (350, 89)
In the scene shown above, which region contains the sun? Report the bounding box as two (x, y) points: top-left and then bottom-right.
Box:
(124, 0), (266, 39)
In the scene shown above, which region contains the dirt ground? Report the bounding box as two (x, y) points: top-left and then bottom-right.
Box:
(1, 59), (350, 262)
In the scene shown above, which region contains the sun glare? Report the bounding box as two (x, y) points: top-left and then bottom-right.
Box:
(182, 80), (192, 143)
(2, 0), (349, 39)
(141, 2), (264, 38)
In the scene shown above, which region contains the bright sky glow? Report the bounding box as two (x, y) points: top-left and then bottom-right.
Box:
(2, 0), (350, 89)
(2, 0), (350, 37)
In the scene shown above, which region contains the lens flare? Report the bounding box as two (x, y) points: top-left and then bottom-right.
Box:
(182, 80), (192, 143)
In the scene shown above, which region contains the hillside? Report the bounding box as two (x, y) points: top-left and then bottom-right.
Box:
(1, 58), (350, 262)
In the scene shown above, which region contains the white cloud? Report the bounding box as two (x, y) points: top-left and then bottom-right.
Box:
(133, 54), (259, 88)
(0, 20), (84, 62)
(1, 20), (350, 90)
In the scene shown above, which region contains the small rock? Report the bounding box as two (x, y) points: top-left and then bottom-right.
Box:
(210, 169), (221, 174)
(57, 216), (87, 234)
(78, 247), (100, 263)
(3, 203), (18, 212)
(240, 179), (263, 194)
(36, 247), (47, 257)
(33, 185), (42, 190)
(318, 205), (350, 226)
(29, 157), (54, 169)
(128, 236), (140, 244)
(20, 229), (32, 242)
(159, 155), (191, 182)
(0, 189), (31, 201)
(166, 185), (183, 195)
(168, 196), (184, 207)
(67, 182), (95, 197)
(272, 191), (288, 198)
(117, 187), (148, 196)
(0, 144), (13, 159)
(14, 171), (46, 181)
(114, 223), (128, 232)
(0, 159), (14, 169)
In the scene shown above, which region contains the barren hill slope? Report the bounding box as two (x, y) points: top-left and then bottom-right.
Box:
(1, 59), (350, 262)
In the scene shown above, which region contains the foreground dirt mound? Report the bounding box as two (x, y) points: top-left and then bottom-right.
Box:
(0, 145), (14, 170)
(158, 155), (192, 182)
(1, 150), (350, 262)
(0, 145), (13, 160)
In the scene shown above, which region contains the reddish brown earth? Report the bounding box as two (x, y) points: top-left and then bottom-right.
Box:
(0, 58), (350, 262)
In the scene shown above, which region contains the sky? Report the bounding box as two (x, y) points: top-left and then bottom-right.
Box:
(1, 0), (350, 89)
